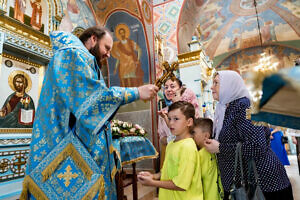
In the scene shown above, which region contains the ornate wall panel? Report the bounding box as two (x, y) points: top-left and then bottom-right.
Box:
(0, 1), (62, 199)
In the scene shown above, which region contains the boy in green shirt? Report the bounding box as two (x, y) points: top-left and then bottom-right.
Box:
(193, 118), (224, 200)
(138, 101), (203, 200)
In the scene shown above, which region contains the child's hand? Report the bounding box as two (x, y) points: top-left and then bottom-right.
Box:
(137, 173), (154, 186)
(204, 139), (220, 153)
(138, 171), (153, 179)
(158, 110), (168, 118)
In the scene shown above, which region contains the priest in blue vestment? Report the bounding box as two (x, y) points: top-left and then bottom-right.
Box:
(20, 26), (158, 200)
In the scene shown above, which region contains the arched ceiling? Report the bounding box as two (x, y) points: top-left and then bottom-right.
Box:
(178, 0), (300, 59)
(89, 0), (141, 25)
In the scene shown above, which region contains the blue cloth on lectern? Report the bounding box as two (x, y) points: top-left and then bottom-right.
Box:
(21, 31), (139, 200)
(112, 136), (158, 166)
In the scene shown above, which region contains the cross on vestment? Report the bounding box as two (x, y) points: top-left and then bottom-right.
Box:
(155, 61), (179, 89)
(57, 165), (78, 187)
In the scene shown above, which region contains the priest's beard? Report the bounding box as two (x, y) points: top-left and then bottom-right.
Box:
(89, 42), (102, 69)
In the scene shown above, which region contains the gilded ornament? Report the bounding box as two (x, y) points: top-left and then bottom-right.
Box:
(155, 61), (179, 89)
(57, 165), (78, 187)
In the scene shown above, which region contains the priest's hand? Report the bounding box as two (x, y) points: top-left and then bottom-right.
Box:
(138, 84), (159, 101)
(204, 139), (220, 153)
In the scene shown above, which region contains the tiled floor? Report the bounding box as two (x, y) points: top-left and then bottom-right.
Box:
(285, 155), (300, 199)
(124, 182), (157, 200)
(125, 155), (300, 200)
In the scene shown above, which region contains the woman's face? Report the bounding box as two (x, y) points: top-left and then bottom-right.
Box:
(164, 79), (180, 101)
(211, 75), (220, 101)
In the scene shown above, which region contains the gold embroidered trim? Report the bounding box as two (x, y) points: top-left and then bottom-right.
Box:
(41, 143), (93, 182)
(20, 176), (48, 200)
(111, 166), (117, 181)
(112, 146), (159, 167)
(112, 147), (121, 162)
(121, 152), (159, 166)
(98, 176), (105, 200)
(109, 145), (114, 154)
(82, 175), (105, 200)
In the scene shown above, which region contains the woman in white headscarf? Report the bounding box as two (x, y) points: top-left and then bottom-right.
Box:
(204, 71), (293, 200)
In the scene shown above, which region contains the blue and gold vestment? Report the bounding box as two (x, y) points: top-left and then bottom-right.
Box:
(20, 31), (139, 200)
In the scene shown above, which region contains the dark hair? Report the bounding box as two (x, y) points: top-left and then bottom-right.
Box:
(193, 118), (213, 137)
(164, 77), (186, 95)
(79, 26), (111, 44)
(168, 101), (195, 120)
(13, 74), (28, 90)
(165, 77), (182, 88)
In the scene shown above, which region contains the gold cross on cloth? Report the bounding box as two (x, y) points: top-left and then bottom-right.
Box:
(57, 165), (78, 187)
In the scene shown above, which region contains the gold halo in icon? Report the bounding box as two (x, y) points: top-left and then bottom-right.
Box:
(115, 23), (130, 41)
(8, 70), (32, 93)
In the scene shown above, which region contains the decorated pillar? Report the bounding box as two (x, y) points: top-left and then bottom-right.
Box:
(178, 36), (214, 117)
(0, 31), (4, 65)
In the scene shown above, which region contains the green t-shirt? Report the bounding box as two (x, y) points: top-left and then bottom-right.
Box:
(199, 148), (224, 200)
(159, 138), (203, 200)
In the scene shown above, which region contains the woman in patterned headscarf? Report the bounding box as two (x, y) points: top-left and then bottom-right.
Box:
(204, 70), (293, 200)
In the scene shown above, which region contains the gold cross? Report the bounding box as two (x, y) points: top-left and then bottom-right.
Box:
(57, 165), (78, 187)
(155, 61), (179, 89)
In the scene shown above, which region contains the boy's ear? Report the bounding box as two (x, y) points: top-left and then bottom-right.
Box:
(187, 118), (193, 127)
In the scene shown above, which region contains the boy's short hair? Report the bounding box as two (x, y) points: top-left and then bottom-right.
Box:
(193, 118), (213, 136)
(168, 101), (195, 120)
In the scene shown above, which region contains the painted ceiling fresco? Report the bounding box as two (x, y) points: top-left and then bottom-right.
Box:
(153, 0), (175, 5)
(178, 0), (300, 59)
(61, 0), (97, 29)
(216, 45), (299, 74)
(90, 0), (141, 25)
(153, 0), (182, 62)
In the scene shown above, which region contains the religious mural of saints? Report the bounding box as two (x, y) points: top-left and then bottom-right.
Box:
(14, 0), (26, 23)
(142, 0), (151, 24)
(62, 0), (96, 30)
(111, 24), (144, 87)
(0, 71), (35, 128)
(30, 0), (43, 30)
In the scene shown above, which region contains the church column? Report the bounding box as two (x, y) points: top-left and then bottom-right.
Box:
(0, 31), (4, 69)
(178, 36), (214, 117)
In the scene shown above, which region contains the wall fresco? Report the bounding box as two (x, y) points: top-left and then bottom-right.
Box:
(105, 11), (150, 87)
(6, 0), (48, 33)
(91, 0), (141, 25)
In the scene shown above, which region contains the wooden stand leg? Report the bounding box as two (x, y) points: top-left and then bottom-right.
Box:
(132, 163), (138, 200)
(115, 170), (125, 200)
